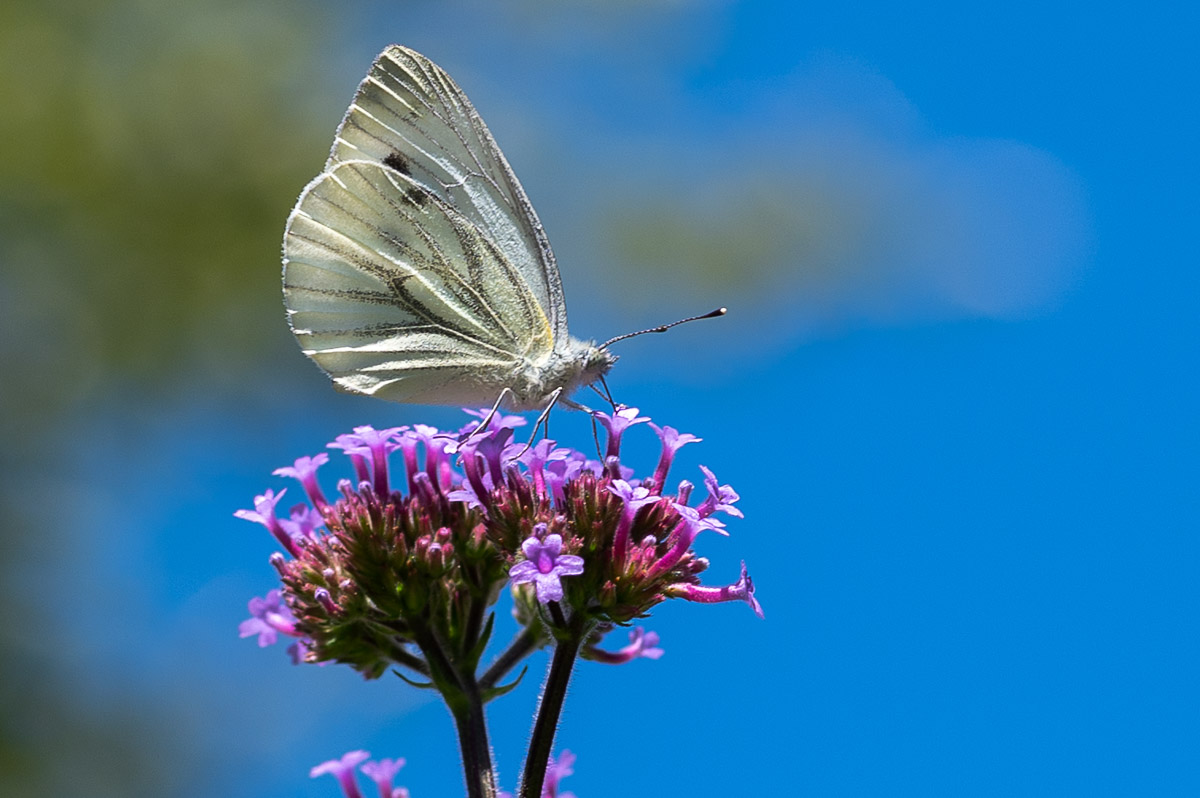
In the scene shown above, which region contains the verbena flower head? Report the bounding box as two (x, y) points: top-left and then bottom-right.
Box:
(236, 407), (762, 678)
(236, 421), (508, 677)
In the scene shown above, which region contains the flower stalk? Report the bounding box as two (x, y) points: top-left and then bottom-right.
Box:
(519, 609), (590, 798)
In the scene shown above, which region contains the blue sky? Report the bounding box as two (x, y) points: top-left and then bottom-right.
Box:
(16, 1), (1197, 796)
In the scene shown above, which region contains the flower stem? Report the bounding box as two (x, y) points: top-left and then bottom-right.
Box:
(518, 612), (588, 798)
(462, 593), (487, 659)
(480, 625), (542, 690)
(413, 621), (497, 798)
(451, 681), (498, 798)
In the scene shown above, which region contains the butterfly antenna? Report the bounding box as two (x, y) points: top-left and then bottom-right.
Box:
(599, 307), (727, 350)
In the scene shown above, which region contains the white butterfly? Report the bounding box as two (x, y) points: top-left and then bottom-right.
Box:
(282, 45), (618, 412)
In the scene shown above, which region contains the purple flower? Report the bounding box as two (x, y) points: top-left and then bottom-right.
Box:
(607, 479), (659, 566)
(471, 426), (519, 484)
(329, 433), (371, 485)
(544, 749), (577, 798)
(509, 529), (585, 604)
(461, 407), (528, 433)
(697, 465), (743, 519)
(544, 453), (587, 506)
(648, 423), (700, 491)
(360, 757), (406, 798)
(287, 637), (311, 665)
(234, 488), (302, 557)
(645, 504), (724, 579)
(336, 426), (405, 497)
(393, 429), (422, 494)
(273, 453), (331, 512)
(585, 627), (664, 664)
(446, 482), (485, 510)
(238, 589), (299, 646)
(594, 405), (650, 461)
(311, 750), (371, 798)
(395, 424), (455, 495)
(666, 561), (764, 618)
(675, 478), (694, 505)
(519, 438), (571, 499)
(453, 426), (519, 508)
(279, 504), (324, 545)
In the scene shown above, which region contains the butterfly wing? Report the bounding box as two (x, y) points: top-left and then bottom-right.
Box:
(283, 159), (554, 405)
(325, 45), (569, 344)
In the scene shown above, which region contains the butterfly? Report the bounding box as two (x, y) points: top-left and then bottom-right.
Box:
(282, 45), (619, 412)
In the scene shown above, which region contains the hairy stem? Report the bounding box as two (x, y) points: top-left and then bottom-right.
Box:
(414, 622), (497, 798)
(451, 683), (498, 798)
(518, 612), (587, 798)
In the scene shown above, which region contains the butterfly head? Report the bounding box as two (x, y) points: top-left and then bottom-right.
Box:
(510, 338), (617, 411)
(575, 339), (620, 388)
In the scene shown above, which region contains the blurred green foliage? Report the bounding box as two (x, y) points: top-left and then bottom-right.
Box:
(0, 1), (335, 794)
(0, 0), (334, 426)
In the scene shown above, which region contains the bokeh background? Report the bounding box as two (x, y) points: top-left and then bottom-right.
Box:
(1, 1), (1195, 795)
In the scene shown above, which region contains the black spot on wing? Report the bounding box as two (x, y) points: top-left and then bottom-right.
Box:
(383, 151), (411, 174)
(405, 186), (428, 207)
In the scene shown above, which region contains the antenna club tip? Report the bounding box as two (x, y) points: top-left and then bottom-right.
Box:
(600, 305), (727, 349)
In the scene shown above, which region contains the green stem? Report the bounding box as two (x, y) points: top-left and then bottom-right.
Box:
(462, 590), (487, 660)
(480, 625), (541, 690)
(518, 611), (587, 798)
(451, 684), (498, 798)
(413, 622), (497, 798)
(385, 642), (430, 675)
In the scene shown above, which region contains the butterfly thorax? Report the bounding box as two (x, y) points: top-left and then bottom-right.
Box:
(506, 338), (617, 411)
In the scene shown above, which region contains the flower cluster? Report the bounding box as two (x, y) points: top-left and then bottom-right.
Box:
(236, 407), (761, 680)
(238, 406), (761, 797)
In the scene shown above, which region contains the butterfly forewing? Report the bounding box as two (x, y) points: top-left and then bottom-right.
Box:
(327, 45), (569, 343)
(283, 159), (554, 404)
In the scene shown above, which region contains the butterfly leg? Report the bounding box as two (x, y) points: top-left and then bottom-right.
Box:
(590, 412), (603, 460)
(515, 387), (564, 456)
(462, 387), (516, 440)
(589, 374), (618, 412)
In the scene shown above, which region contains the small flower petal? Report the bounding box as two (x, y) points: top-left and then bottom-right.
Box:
(360, 757), (406, 798)
(311, 750), (371, 798)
